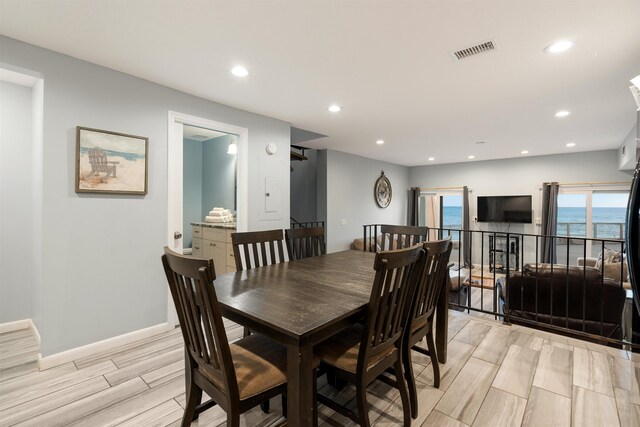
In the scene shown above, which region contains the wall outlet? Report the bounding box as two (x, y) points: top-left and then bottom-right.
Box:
(340, 219), (347, 226)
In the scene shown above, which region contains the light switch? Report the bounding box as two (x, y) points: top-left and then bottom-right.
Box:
(340, 219), (347, 226)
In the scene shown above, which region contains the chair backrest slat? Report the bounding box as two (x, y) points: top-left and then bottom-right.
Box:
(231, 229), (286, 271)
(162, 248), (239, 399)
(380, 225), (428, 251)
(285, 227), (326, 261)
(410, 238), (453, 328)
(359, 245), (425, 366)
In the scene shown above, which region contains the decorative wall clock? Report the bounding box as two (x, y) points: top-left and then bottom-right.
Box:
(374, 171), (392, 208)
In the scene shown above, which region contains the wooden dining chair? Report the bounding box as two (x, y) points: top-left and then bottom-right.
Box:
(314, 245), (426, 427)
(284, 226), (325, 260)
(231, 229), (286, 271)
(379, 224), (429, 251)
(162, 247), (288, 427)
(403, 237), (452, 419)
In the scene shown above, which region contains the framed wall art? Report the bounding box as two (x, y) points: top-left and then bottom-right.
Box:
(75, 126), (148, 195)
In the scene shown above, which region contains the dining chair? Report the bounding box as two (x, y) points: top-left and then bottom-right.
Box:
(162, 247), (288, 427)
(314, 245), (426, 427)
(284, 226), (326, 260)
(403, 237), (452, 419)
(231, 229), (287, 271)
(379, 224), (429, 251)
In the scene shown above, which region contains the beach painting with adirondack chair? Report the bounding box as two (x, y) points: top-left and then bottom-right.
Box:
(75, 127), (148, 195)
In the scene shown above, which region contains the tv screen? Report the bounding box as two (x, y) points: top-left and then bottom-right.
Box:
(477, 195), (532, 223)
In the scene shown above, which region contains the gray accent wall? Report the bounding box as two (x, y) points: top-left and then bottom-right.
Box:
(201, 134), (236, 218)
(323, 150), (410, 253)
(183, 138), (203, 247)
(0, 36), (291, 356)
(0, 81), (34, 323)
(290, 148), (318, 223)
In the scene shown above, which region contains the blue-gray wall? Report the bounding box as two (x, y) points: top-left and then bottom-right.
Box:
(183, 138), (203, 247)
(0, 81), (34, 323)
(202, 134), (236, 218)
(322, 150), (410, 253)
(0, 35), (291, 356)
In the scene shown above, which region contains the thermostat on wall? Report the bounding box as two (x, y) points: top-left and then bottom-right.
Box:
(266, 143), (278, 155)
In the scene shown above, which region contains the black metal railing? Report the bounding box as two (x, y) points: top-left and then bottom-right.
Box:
(290, 218), (325, 230)
(362, 223), (638, 351)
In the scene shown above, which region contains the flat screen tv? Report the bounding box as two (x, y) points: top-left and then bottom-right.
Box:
(477, 195), (532, 223)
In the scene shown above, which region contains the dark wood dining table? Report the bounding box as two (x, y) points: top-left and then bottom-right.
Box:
(213, 250), (449, 427)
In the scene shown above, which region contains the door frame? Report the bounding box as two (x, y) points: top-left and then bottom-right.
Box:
(167, 110), (249, 325)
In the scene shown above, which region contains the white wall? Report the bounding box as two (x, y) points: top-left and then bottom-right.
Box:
(323, 150), (409, 253)
(0, 81), (34, 323)
(0, 36), (291, 356)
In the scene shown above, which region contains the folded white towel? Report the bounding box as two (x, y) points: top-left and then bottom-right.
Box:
(211, 207), (225, 212)
(208, 211), (224, 217)
(205, 216), (225, 223)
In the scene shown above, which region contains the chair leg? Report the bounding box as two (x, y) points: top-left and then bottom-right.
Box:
(426, 330), (440, 388)
(402, 341), (418, 419)
(313, 369), (318, 427)
(243, 326), (251, 337)
(394, 359), (412, 427)
(260, 399), (270, 413)
(355, 382), (371, 427)
(281, 393), (288, 418)
(182, 378), (203, 427)
(227, 411), (240, 427)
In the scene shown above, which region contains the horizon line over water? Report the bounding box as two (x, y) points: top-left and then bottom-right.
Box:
(442, 206), (626, 238)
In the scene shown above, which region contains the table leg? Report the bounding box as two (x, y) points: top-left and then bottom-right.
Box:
(436, 272), (450, 363)
(286, 340), (314, 427)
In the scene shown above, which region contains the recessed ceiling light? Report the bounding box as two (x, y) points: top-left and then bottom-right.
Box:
(555, 110), (571, 118)
(566, 142), (576, 147)
(521, 150), (529, 154)
(468, 155), (475, 159)
(475, 141), (485, 144)
(328, 105), (342, 113)
(231, 66), (249, 77)
(428, 157), (435, 161)
(544, 40), (573, 53)
(376, 140), (384, 145)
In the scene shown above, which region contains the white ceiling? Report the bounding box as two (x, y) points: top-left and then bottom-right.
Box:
(1, 1), (639, 166)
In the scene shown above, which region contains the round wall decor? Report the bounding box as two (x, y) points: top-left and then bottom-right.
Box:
(374, 171), (392, 208)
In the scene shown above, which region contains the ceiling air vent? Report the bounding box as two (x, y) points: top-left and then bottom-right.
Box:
(450, 40), (496, 61)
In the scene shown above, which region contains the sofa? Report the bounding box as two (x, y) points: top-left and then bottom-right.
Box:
(497, 263), (627, 339)
(577, 249), (630, 290)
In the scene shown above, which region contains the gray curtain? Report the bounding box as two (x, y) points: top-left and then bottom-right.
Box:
(541, 182), (559, 263)
(463, 186), (472, 268)
(407, 187), (420, 226)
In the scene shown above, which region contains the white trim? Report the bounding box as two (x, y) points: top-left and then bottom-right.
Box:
(0, 319), (32, 334)
(166, 111), (249, 327)
(30, 320), (41, 348)
(38, 322), (173, 370)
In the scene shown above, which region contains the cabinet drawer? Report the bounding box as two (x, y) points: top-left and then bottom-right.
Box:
(192, 238), (203, 257)
(192, 225), (202, 238)
(203, 227), (226, 242)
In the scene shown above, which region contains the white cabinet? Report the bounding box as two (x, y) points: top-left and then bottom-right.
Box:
(192, 224), (236, 274)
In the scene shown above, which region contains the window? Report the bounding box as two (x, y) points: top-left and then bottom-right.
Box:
(557, 188), (628, 261)
(418, 191), (463, 240)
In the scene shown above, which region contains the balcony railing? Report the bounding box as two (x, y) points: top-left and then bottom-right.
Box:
(362, 223), (638, 352)
(557, 221), (625, 240)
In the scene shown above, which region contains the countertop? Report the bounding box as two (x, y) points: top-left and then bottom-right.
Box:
(191, 221), (237, 230)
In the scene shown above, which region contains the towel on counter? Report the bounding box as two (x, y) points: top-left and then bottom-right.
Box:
(205, 214), (233, 223)
(208, 211), (225, 217)
(208, 208), (231, 217)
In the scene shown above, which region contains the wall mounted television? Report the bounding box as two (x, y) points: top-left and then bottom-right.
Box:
(477, 195), (532, 223)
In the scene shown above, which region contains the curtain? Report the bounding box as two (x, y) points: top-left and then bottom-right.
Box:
(541, 182), (559, 263)
(407, 187), (420, 226)
(462, 186), (472, 268)
(424, 195), (438, 240)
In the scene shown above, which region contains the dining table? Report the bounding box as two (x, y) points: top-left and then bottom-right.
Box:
(213, 249), (449, 427)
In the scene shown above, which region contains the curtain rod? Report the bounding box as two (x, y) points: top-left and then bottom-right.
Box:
(416, 186), (465, 191)
(555, 181), (630, 186)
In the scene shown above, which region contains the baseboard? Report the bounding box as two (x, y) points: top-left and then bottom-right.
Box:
(0, 319), (32, 334)
(30, 320), (41, 348)
(38, 322), (173, 370)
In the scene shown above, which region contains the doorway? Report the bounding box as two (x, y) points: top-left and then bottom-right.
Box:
(166, 111), (248, 325)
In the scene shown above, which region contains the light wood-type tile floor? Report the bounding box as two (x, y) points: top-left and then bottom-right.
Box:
(0, 312), (638, 426)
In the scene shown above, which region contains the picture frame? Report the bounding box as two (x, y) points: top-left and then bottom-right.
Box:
(75, 126), (149, 195)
